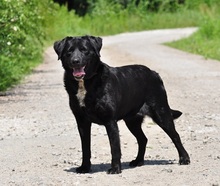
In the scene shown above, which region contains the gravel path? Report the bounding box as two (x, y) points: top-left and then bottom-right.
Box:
(0, 28), (220, 186)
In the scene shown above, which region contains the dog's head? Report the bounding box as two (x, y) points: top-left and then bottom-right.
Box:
(54, 36), (102, 81)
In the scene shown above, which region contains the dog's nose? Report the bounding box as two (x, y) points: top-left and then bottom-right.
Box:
(72, 58), (80, 64)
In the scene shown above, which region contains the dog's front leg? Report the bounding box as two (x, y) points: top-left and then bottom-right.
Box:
(76, 119), (92, 173)
(105, 121), (122, 174)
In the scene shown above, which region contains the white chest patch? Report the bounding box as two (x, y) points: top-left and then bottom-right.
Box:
(76, 80), (87, 107)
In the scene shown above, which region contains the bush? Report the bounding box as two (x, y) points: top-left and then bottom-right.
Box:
(0, 0), (45, 91)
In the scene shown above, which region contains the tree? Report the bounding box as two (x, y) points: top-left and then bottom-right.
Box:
(53, 0), (89, 16)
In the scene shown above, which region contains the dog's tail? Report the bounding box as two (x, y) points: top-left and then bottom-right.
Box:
(171, 109), (182, 120)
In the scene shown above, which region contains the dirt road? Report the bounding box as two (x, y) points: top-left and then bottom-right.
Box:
(0, 28), (220, 185)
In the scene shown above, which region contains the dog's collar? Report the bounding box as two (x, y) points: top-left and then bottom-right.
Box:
(84, 72), (98, 80)
(73, 72), (97, 82)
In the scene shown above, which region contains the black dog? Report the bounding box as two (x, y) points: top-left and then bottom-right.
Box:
(53, 36), (190, 174)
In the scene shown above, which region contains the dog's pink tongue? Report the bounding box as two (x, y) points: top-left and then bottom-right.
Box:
(73, 67), (85, 77)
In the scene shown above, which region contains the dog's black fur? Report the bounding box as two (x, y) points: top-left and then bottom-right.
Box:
(54, 36), (190, 174)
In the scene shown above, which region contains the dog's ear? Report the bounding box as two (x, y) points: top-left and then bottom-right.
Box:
(86, 36), (102, 57)
(53, 37), (70, 60)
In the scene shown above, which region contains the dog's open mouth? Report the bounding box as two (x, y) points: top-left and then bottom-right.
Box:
(72, 66), (86, 81)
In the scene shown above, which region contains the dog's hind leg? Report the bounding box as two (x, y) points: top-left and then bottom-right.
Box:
(151, 105), (190, 165)
(124, 115), (147, 167)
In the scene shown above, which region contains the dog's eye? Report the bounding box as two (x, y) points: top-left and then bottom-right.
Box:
(80, 47), (88, 52)
(66, 52), (72, 57)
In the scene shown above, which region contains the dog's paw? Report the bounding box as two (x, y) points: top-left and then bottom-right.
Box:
(76, 165), (91, 173)
(107, 167), (122, 174)
(129, 159), (144, 167)
(179, 156), (190, 165)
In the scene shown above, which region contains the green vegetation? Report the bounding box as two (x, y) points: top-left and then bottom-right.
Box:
(167, 1), (220, 60)
(0, 1), (45, 91)
(0, 0), (219, 91)
(44, 0), (202, 41)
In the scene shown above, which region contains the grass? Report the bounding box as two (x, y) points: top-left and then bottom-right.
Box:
(167, 2), (220, 61)
(44, 4), (202, 44)
(167, 31), (220, 61)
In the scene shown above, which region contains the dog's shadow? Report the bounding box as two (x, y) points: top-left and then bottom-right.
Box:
(64, 159), (176, 174)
